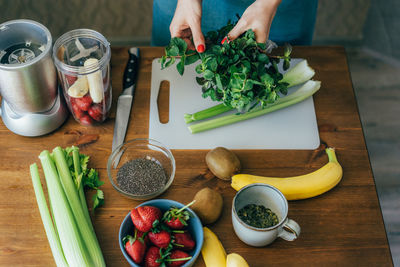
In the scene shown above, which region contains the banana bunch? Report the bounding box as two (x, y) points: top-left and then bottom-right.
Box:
(231, 148), (343, 200)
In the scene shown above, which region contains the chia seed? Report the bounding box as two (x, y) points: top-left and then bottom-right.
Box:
(117, 158), (167, 195)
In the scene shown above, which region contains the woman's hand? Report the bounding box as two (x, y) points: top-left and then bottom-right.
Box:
(169, 0), (205, 52)
(225, 0), (281, 44)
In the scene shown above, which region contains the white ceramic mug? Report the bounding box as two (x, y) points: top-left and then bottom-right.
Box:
(232, 183), (301, 247)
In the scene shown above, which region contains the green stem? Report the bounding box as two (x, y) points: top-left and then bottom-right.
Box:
(165, 257), (192, 262)
(172, 230), (185, 234)
(325, 148), (338, 163)
(30, 163), (68, 267)
(188, 80), (321, 134)
(71, 147), (92, 229)
(166, 52), (197, 60)
(184, 104), (232, 123)
(177, 200), (196, 213)
(72, 147), (81, 188)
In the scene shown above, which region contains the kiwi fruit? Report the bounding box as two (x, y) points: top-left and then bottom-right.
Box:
(206, 147), (241, 180)
(191, 187), (223, 224)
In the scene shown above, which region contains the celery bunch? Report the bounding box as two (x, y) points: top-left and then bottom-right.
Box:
(30, 146), (105, 267)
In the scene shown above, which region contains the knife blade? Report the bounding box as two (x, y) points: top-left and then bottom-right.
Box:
(112, 47), (140, 155)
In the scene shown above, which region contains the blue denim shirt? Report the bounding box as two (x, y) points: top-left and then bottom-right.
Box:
(151, 0), (318, 46)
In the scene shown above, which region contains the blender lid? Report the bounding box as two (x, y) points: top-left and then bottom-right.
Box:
(0, 19), (52, 69)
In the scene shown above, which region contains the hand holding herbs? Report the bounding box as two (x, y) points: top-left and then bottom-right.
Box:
(30, 146), (105, 267)
(160, 21), (321, 133)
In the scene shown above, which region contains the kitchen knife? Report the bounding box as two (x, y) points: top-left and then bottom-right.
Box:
(112, 47), (140, 156)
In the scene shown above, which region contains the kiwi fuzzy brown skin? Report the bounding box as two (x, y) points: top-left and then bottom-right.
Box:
(191, 187), (223, 224)
(205, 147), (241, 180)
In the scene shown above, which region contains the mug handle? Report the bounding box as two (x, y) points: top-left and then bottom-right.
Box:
(278, 219), (301, 241)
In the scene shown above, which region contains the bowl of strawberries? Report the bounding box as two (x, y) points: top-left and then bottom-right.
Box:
(119, 199), (204, 267)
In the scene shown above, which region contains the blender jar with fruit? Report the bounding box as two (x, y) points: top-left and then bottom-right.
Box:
(53, 29), (111, 126)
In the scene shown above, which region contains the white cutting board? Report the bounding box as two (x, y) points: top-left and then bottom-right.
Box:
(149, 58), (320, 149)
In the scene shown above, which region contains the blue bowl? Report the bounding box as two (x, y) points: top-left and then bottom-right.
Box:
(119, 199), (204, 267)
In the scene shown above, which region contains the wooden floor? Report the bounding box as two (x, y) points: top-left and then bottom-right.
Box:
(346, 47), (400, 266)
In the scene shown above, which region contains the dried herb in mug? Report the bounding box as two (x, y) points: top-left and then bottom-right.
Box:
(117, 158), (167, 195)
(238, 204), (279, 228)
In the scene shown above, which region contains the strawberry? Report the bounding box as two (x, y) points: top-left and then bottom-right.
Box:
(70, 99), (85, 119)
(74, 94), (92, 111)
(165, 218), (186, 230)
(88, 104), (103, 121)
(79, 115), (93, 126)
(131, 206), (162, 233)
(167, 250), (192, 267)
(148, 230), (171, 249)
(163, 200), (195, 230)
(145, 246), (162, 267)
(123, 229), (147, 264)
(173, 231), (195, 251)
(65, 74), (77, 86)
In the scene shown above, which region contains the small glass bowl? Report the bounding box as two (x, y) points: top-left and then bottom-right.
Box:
(107, 138), (175, 200)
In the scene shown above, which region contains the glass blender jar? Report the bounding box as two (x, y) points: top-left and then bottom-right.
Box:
(53, 29), (112, 126)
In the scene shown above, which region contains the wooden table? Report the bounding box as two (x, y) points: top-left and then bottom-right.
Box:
(0, 47), (393, 266)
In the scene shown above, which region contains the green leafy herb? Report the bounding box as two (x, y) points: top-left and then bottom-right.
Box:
(161, 20), (292, 113)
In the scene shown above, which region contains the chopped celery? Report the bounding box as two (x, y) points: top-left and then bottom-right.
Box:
(188, 80), (321, 133)
(30, 163), (68, 267)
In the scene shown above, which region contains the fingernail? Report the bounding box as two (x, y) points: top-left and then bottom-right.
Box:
(197, 44), (205, 53)
(221, 37), (227, 44)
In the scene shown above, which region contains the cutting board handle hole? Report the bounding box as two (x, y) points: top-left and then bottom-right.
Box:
(157, 80), (170, 124)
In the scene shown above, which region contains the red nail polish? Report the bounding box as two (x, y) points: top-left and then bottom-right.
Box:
(221, 37), (227, 44)
(197, 44), (205, 53)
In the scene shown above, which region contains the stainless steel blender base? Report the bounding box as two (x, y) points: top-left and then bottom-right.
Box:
(0, 89), (69, 136)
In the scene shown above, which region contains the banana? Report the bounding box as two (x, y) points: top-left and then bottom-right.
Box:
(227, 253), (250, 267)
(67, 76), (89, 98)
(201, 227), (226, 267)
(84, 58), (104, 103)
(231, 148), (343, 200)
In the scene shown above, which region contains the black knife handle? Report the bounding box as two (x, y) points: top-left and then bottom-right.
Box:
(122, 48), (140, 90)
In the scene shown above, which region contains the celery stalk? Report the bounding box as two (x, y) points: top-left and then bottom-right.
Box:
(30, 163), (68, 267)
(184, 103), (232, 123)
(71, 147), (92, 229)
(39, 150), (91, 266)
(52, 147), (105, 267)
(188, 80), (321, 133)
(281, 60), (315, 87)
